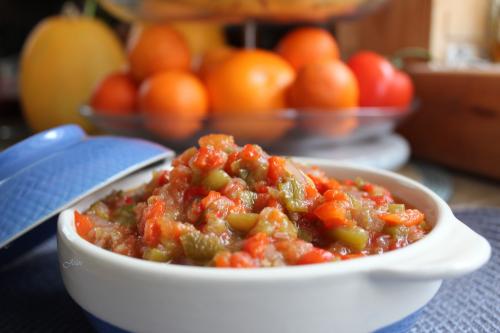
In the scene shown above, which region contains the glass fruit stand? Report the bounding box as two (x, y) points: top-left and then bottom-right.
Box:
(82, 0), (414, 161)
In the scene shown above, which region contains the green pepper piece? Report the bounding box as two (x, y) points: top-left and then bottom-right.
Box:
(180, 231), (223, 262)
(143, 248), (170, 262)
(190, 166), (203, 186)
(297, 228), (314, 243)
(88, 201), (110, 220)
(250, 207), (298, 239)
(202, 169), (231, 190)
(227, 213), (259, 232)
(354, 177), (365, 188)
(245, 162), (268, 187)
(328, 226), (369, 252)
(278, 178), (308, 213)
(238, 168), (249, 180)
(388, 203), (405, 214)
(383, 225), (409, 238)
(112, 204), (136, 226)
(159, 239), (183, 260)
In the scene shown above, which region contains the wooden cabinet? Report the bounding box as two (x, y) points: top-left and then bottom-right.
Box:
(398, 64), (500, 180)
(336, 0), (490, 62)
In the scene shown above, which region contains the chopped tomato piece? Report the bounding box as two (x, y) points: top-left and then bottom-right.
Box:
(74, 211), (94, 240)
(343, 179), (355, 186)
(214, 251), (231, 267)
(172, 147), (198, 167)
(275, 239), (313, 264)
(159, 219), (187, 240)
(201, 191), (222, 210)
(267, 197), (282, 210)
(297, 248), (334, 265)
(306, 167), (340, 194)
(143, 199), (166, 221)
(379, 209), (424, 227)
(369, 195), (392, 206)
(144, 218), (161, 246)
(243, 232), (271, 259)
(254, 182), (268, 194)
(326, 179), (341, 190)
(240, 144), (261, 161)
(184, 186), (207, 202)
(340, 253), (366, 260)
(361, 183), (374, 192)
(156, 170), (169, 186)
(198, 134), (236, 152)
(224, 151), (239, 175)
(230, 252), (256, 268)
(267, 156), (286, 185)
(323, 189), (349, 202)
(192, 146), (227, 171)
(314, 201), (351, 228)
(305, 184), (318, 200)
(139, 199), (166, 236)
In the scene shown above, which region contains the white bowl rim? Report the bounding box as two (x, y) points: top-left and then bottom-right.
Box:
(58, 159), (465, 282)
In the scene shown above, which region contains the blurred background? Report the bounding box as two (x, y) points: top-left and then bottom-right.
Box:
(1, 0), (499, 205)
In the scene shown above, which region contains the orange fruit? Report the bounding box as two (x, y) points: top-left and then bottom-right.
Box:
(90, 72), (138, 115)
(287, 60), (359, 137)
(139, 70), (208, 140)
(288, 59), (358, 109)
(276, 27), (339, 71)
(198, 46), (235, 81)
(205, 49), (295, 142)
(206, 49), (295, 113)
(172, 22), (227, 57)
(19, 15), (126, 132)
(127, 24), (191, 81)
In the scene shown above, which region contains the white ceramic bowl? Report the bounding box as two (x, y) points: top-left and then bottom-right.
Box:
(58, 158), (491, 333)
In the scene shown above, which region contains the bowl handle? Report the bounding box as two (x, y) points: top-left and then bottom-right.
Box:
(370, 219), (491, 281)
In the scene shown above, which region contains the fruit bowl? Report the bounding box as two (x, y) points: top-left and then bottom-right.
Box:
(98, 0), (388, 22)
(80, 103), (415, 152)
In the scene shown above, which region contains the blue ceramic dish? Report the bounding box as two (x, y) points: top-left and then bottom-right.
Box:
(0, 125), (173, 264)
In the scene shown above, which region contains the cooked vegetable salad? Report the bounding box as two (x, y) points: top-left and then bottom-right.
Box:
(75, 134), (430, 267)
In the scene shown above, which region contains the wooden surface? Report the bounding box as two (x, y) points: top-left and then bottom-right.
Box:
(429, 0), (490, 62)
(336, 0), (490, 61)
(336, 0), (432, 58)
(398, 64), (500, 180)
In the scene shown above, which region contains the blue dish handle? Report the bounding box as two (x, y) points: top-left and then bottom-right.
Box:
(0, 124), (86, 181)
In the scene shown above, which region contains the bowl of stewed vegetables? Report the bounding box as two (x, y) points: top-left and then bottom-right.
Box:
(58, 134), (490, 333)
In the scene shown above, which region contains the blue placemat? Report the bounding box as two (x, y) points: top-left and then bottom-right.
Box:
(0, 208), (498, 333)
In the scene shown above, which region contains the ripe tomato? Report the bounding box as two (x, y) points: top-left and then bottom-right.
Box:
(347, 51), (395, 107)
(383, 70), (414, 108)
(90, 72), (138, 114)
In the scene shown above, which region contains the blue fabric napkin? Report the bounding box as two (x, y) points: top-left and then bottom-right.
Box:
(1, 208), (498, 333)
(410, 208), (500, 333)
